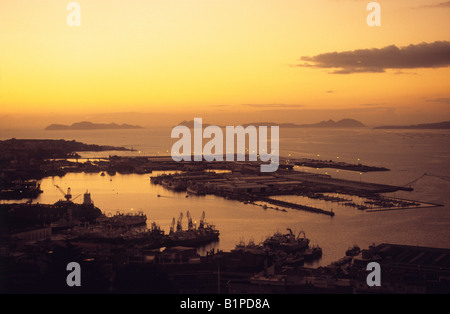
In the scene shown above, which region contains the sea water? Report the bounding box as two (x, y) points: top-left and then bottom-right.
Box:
(1, 127), (449, 266)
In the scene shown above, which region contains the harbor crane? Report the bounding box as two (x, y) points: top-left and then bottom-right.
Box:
(170, 217), (176, 235)
(176, 212), (183, 232)
(186, 211), (195, 231)
(199, 211), (206, 229)
(55, 185), (81, 202)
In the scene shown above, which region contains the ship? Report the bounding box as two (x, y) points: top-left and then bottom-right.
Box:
(165, 211), (219, 247)
(233, 239), (267, 254)
(101, 211), (147, 229)
(72, 221), (165, 248)
(303, 245), (323, 261)
(284, 252), (305, 266)
(263, 228), (310, 252)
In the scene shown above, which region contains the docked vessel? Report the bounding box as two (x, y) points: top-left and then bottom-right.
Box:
(99, 211), (147, 229)
(303, 245), (323, 261)
(263, 228), (310, 252)
(345, 245), (361, 256)
(165, 211), (219, 247)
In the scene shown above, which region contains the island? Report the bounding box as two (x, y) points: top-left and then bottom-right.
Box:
(176, 119), (365, 128)
(45, 121), (144, 131)
(374, 121), (450, 130)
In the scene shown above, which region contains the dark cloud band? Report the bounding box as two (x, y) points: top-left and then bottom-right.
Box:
(296, 41), (450, 74)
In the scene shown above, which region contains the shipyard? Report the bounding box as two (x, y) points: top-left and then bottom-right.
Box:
(0, 138), (449, 294)
(1, 192), (449, 293)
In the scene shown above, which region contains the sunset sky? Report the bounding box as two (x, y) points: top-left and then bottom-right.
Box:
(0, 0), (449, 127)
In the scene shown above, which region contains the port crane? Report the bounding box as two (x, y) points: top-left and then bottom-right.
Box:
(54, 185), (81, 202)
(186, 211), (195, 231)
(199, 211), (206, 229)
(176, 212), (183, 232)
(170, 217), (176, 235)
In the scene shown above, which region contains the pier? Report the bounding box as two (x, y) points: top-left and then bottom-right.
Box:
(255, 196), (335, 216)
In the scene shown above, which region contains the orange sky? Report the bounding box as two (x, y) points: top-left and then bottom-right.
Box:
(0, 0), (449, 127)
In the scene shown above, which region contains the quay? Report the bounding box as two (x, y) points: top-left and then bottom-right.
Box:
(252, 196), (335, 216)
(151, 168), (419, 216)
(292, 157), (390, 173)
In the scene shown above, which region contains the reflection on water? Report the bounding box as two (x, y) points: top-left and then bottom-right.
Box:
(12, 169), (447, 267)
(1, 128), (450, 267)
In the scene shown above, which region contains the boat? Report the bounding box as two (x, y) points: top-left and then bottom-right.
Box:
(263, 228), (310, 252)
(303, 246), (322, 261)
(233, 239), (266, 254)
(99, 211), (147, 229)
(285, 252), (305, 266)
(165, 211), (219, 247)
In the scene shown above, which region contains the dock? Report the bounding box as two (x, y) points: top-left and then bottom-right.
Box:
(256, 196), (335, 216)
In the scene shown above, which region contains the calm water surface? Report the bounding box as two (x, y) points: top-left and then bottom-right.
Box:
(2, 127), (449, 266)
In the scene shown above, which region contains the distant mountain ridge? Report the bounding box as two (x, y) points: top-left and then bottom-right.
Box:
(176, 119), (365, 128)
(45, 121), (144, 131)
(374, 121), (450, 130)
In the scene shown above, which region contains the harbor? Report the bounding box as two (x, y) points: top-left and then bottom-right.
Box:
(2, 194), (449, 293)
(0, 137), (449, 294)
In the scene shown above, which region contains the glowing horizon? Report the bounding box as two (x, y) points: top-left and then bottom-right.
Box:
(0, 0), (449, 124)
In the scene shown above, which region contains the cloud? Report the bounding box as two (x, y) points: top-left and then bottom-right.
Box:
(296, 41), (450, 74)
(419, 1), (450, 8)
(425, 97), (450, 104)
(241, 104), (304, 109)
(359, 103), (385, 107)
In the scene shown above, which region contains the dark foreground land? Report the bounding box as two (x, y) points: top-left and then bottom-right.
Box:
(1, 199), (449, 294)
